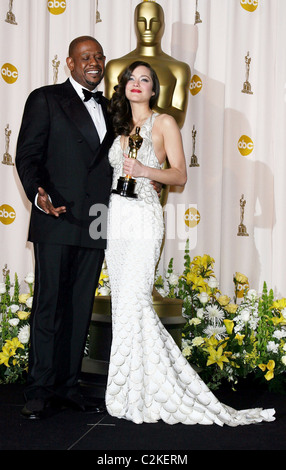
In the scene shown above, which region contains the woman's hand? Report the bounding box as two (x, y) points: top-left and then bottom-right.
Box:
(123, 155), (146, 178)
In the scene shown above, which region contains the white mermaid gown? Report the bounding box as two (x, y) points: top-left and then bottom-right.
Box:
(105, 113), (275, 426)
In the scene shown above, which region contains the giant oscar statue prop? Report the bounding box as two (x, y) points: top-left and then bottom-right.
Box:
(105, 0), (191, 208)
(82, 1), (191, 386)
(105, 0), (191, 129)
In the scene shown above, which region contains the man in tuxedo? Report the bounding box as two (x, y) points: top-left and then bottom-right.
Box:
(16, 36), (114, 419)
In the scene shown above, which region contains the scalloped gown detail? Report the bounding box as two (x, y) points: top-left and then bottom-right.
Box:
(104, 114), (275, 426)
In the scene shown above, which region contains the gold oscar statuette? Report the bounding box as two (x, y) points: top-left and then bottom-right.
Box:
(189, 125), (199, 167)
(2, 124), (14, 166)
(112, 127), (143, 199)
(241, 51), (253, 95)
(194, 0), (202, 24)
(237, 194), (249, 236)
(5, 0), (17, 25)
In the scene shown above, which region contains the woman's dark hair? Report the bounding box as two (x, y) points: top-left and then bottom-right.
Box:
(108, 61), (160, 136)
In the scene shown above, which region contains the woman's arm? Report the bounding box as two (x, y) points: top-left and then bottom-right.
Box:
(123, 114), (187, 187)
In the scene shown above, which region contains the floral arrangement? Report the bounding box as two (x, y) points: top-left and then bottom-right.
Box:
(95, 260), (110, 296)
(0, 266), (33, 384)
(155, 241), (286, 392)
(2, 243), (286, 393)
(0, 256), (111, 384)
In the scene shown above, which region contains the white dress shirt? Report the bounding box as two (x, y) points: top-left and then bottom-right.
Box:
(69, 75), (107, 143)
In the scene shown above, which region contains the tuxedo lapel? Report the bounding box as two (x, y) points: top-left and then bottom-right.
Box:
(58, 80), (100, 155)
(88, 97), (114, 170)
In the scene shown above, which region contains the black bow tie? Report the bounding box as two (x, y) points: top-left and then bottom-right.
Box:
(82, 89), (103, 103)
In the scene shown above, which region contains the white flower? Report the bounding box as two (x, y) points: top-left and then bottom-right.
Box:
(8, 318), (19, 327)
(205, 305), (225, 325)
(168, 273), (179, 286)
(238, 308), (251, 322)
(203, 325), (227, 340)
(9, 304), (19, 314)
(245, 289), (258, 301)
(266, 341), (279, 354)
(0, 282), (6, 294)
(181, 339), (191, 349)
(18, 325), (30, 344)
(98, 286), (110, 296)
(25, 297), (33, 308)
(208, 277), (219, 289)
(281, 356), (286, 366)
(249, 317), (259, 331)
(273, 330), (286, 340)
(198, 292), (209, 304)
(101, 267), (108, 276)
(196, 308), (205, 319)
(25, 272), (35, 284)
(189, 317), (201, 325)
(234, 324), (243, 333)
(156, 287), (168, 297)
(182, 346), (192, 357)
(281, 308), (286, 319)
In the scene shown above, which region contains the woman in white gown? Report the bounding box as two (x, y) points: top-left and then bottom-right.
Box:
(105, 61), (275, 426)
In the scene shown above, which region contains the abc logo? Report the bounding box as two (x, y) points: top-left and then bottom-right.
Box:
(240, 0), (258, 12)
(1, 63), (18, 84)
(47, 0), (66, 14)
(190, 75), (202, 96)
(0, 204), (16, 225)
(184, 207), (200, 228)
(237, 135), (254, 156)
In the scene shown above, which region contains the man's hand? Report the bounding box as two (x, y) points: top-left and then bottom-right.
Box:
(37, 187), (66, 217)
(151, 180), (162, 197)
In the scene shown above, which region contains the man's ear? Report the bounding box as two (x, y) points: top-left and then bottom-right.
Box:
(66, 57), (74, 72)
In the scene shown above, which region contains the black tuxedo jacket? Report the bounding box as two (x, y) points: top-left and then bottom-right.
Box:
(16, 79), (114, 249)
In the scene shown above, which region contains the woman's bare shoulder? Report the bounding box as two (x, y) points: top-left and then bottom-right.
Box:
(154, 113), (177, 129)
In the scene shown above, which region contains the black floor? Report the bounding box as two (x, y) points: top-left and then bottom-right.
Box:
(1, 374), (286, 452)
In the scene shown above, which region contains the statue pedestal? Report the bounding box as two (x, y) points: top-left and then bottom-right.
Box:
(81, 295), (185, 396)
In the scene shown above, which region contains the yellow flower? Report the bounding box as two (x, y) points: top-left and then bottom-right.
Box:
(192, 336), (205, 347)
(235, 333), (245, 345)
(185, 272), (207, 292)
(234, 272), (248, 284)
(0, 339), (21, 367)
(224, 319), (234, 334)
(206, 346), (229, 370)
(271, 315), (286, 326)
(225, 303), (238, 314)
(203, 335), (219, 348)
(190, 255), (215, 277)
(184, 272), (193, 285)
(272, 298), (286, 311)
(6, 337), (24, 351)
(0, 345), (12, 367)
(258, 360), (275, 381)
(217, 295), (230, 307)
(18, 293), (30, 304)
(17, 310), (30, 320)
